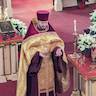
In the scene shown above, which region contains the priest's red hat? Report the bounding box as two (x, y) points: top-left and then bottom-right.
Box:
(37, 10), (49, 21)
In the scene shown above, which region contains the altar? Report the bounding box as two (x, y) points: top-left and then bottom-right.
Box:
(68, 54), (96, 96)
(0, 0), (25, 83)
(0, 33), (22, 83)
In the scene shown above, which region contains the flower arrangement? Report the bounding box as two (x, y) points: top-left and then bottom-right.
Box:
(90, 10), (96, 22)
(10, 18), (27, 38)
(77, 33), (95, 51)
(77, 10), (96, 52)
(77, 9), (96, 61)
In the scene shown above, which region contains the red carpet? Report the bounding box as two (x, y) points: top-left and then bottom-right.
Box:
(50, 6), (96, 42)
(0, 0), (96, 96)
(12, 0), (53, 24)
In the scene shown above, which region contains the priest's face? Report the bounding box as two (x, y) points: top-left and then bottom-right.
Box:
(37, 20), (49, 31)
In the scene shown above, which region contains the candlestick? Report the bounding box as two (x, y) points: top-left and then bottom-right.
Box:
(73, 19), (78, 58)
(74, 19), (77, 34)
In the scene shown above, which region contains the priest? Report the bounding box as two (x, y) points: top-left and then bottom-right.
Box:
(16, 10), (69, 96)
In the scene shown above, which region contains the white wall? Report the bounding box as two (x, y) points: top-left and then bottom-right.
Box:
(63, 0), (96, 7)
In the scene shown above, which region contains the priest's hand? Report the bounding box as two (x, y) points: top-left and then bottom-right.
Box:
(39, 52), (45, 57)
(55, 48), (63, 56)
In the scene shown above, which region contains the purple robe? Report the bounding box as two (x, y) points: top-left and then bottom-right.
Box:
(52, 47), (67, 93)
(24, 21), (54, 39)
(26, 52), (43, 96)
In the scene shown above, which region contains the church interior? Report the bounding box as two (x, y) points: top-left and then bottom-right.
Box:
(0, 0), (96, 96)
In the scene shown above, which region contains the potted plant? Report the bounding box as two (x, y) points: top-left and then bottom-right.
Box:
(90, 10), (96, 22)
(77, 10), (96, 62)
(77, 33), (94, 57)
(10, 18), (27, 38)
(77, 28), (96, 62)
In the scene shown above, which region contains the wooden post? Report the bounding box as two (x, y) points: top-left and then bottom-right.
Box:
(6, 0), (12, 18)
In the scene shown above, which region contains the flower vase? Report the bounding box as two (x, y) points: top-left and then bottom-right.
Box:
(82, 48), (91, 58)
(91, 48), (96, 63)
(81, 48), (91, 62)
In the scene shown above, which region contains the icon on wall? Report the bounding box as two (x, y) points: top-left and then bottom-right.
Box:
(0, 21), (14, 33)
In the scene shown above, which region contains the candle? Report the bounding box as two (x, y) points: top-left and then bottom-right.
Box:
(74, 19), (77, 33)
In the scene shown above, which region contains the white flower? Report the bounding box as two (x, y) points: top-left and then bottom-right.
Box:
(10, 18), (27, 38)
(78, 45), (86, 51)
(77, 33), (94, 51)
(90, 10), (96, 22)
(78, 9), (96, 51)
(89, 24), (96, 32)
(91, 38), (96, 48)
